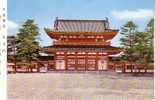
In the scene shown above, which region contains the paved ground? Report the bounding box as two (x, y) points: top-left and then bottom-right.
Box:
(7, 71), (153, 100)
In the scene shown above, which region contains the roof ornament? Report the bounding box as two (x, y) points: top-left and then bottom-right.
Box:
(105, 17), (108, 22)
(105, 17), (109, 29)
(56, 16), (58, 20)
(54, 17), (59, 31)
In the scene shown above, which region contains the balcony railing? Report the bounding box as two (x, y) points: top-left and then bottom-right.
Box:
(53, 41), (110, 46)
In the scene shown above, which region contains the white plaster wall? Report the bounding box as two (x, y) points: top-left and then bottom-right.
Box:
(56, 60), (65, 70)
(98, 60), (107, 70)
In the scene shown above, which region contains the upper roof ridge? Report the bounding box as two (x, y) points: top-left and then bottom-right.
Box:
(56, 19), (108, 22)
(53, 17), (113, 32)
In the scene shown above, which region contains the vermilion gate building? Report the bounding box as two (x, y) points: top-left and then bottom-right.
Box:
(43, 18), (121, 71)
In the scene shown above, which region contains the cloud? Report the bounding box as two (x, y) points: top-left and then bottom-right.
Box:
(7, 20), (18, 29)
(111, 9), (153, 20)
(7, 20), (18, 36)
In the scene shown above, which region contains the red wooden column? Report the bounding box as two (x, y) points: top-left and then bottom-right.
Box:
(103, 52), (109, 70)
(75, 52), (78, 70)
(65, 52), (68, 70)
(85, 52), (88, 71)
(47, 60), (49, 71)
(53, 52), (56, 70)
(95, 52), (99, 71)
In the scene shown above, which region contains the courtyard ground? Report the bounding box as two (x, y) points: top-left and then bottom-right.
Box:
(7, 71), (153, 100)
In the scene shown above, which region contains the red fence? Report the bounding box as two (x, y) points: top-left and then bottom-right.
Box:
(111, 62), (154, 73)
(8, 62), (154, 73)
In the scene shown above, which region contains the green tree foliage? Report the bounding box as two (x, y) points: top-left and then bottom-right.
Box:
(121, 19), (154, 68)
(133, 32), (150, 64)
(120, 21), (137, 61)
(146, 18), (154, 62)
(7, 36), (18, 72)
(7, 36), (16, 62)
(16, 19), (40, 69)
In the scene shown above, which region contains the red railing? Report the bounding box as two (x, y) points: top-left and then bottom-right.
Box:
(109, 61), (154, 73)
(53, 41), (110, 46)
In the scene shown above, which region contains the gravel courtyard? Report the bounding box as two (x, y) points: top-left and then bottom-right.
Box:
(8, 71), (153, 100)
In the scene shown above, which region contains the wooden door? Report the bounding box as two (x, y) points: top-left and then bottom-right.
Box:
(67, 58), (76, 70)
(77, 58), (86, 70)
(98, 59), (108, 70)
(56, 60), (65, 70)
(87, 59), (96, 70)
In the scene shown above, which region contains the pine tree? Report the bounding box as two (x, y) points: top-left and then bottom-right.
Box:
(146, 18), (154, 63)
(132, 19), (154, 68)
(16, 19), (40, 72)
(7, 36), (17, 72)
(121, 19), (154, 69)
(120, 21), (137, 62)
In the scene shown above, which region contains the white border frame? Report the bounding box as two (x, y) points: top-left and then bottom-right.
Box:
(0, 0), (7, 100)
(0, 0), (154, 100)
(154, 1), (155, 100)
(152, 0), (155, 100)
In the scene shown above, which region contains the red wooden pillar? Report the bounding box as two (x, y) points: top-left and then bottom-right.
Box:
(85, 52), (88, 71)
(65, 52), (68, 70)
(95, 52), (99, 71)
(124, 63), (126, 73)
(47, 60), (49, 71)
(75, 52), (78, 70)
(53, 52), (56, 70)
(131, 63), (133, 73)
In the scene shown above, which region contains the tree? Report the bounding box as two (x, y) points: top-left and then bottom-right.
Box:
(120, 19), (154, 70)
(145, 18), (154, 63)
(120, 21), (138, 62)
(7, 35), (17, 72)
(16, 19), (40, 72)
(132, 19), (154, 68)
(7, 36), (16, 61)
(132, 32), (150, 65)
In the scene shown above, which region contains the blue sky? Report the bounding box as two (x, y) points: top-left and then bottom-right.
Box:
(8, 0), (153, 47)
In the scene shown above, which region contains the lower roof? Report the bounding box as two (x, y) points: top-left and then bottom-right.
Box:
(43, 45), (121, 54)
(44, 45), (120, 48)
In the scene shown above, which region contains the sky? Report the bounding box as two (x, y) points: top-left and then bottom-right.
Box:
(8, 0), (154, 47)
